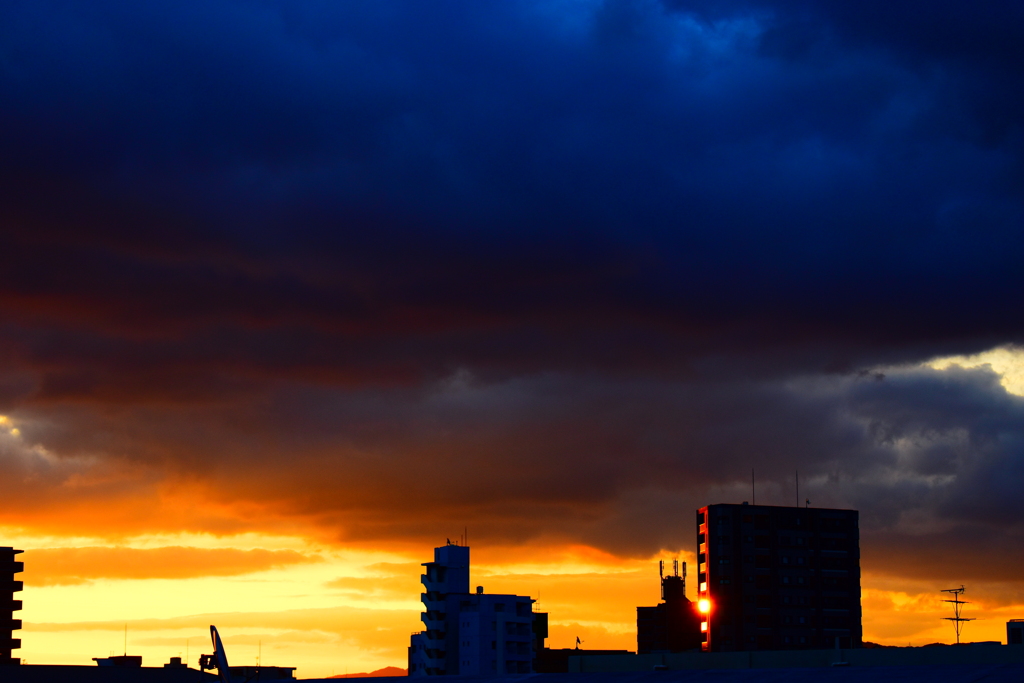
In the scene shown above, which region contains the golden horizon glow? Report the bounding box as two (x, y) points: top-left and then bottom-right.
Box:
(4, 523), (1022, 675)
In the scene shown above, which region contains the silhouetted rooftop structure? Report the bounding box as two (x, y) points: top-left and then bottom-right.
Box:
(1, 546), (24, 666)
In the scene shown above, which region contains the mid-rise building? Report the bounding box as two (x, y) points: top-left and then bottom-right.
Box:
(1009, 620), (1024, 645)
(695, 504), (861, 652)
(409, 542), (540, 676)
(637, 560), (701, 653)
(1, 547), (23, 666)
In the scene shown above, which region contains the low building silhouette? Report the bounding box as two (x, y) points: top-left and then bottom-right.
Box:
(1009, 620), (1024, 645)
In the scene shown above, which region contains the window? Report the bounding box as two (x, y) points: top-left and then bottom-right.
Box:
(797, 557), (805, 565)
(719, 577), (731, 584)
(719, 557), (732, 565)
(781, 556), (789, 565)
(742, 515), (753, 523)
(697, 512), (706, 524)
(798, 616), (806, 625)
(782, 576), (790, 584)
(698, 533), (706, 545)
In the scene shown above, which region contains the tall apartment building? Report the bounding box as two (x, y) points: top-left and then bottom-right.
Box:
(1, 547), (24, 666)
(409, 543), (540, 676)
(696, 504), (861, 652)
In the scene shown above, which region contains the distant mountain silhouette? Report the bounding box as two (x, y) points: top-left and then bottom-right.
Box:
(329, 666), (406, 678)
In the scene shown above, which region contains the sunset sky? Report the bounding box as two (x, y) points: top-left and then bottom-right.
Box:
(2, 0), (1024, 678)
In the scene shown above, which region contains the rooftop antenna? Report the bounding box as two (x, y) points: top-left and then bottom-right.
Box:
(681, 561), (687, 593)
(752, 469), (756, 505)
(941, 586), (974, 644)
(673, 559), (679, 577)
(659, 560), (664, 579)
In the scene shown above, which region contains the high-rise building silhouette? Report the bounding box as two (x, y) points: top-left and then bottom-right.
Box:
(408, 542), (540, 676)
(1, 547), (23, 666)
(696, 504), (861, 651)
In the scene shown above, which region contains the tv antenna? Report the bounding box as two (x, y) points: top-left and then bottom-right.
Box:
(941, 585), (974, 644)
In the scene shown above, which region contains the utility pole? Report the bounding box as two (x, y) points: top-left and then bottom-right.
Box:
(941, 586), (974, 644)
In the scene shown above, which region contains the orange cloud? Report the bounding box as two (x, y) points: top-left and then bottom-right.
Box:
(22, 546), (321, 586)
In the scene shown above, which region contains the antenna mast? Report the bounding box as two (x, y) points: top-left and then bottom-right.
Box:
(941, 585), (974, 644)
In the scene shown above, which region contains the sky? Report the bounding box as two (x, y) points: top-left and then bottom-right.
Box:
(2, 0), (1024, 677)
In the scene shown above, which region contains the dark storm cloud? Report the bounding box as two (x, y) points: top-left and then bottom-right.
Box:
(1, 0), (1023, 589)
(3, 0), (1022, 359)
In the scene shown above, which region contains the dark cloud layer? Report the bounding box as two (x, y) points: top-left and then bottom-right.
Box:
(1, 0), (1023, 588)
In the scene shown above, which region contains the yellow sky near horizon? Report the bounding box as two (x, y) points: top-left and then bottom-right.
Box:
(7, 531), (1021, 678)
